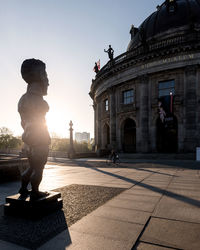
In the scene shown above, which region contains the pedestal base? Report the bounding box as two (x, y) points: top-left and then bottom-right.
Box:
(4, 191), (63, 220)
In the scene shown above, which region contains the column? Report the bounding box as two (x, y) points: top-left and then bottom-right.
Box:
(96, 100), (102, 151)
(68, 120), (75, 158)
(109, 87), (117, 149)
(138, 75), (149, 152)
(184, 65), (198, 152)
(93, 101), (97, 149)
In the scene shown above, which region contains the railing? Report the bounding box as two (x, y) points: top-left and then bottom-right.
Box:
(94, 31), (200, 80)
(95, 45), (145, 79)
(96, 51), (131, 76)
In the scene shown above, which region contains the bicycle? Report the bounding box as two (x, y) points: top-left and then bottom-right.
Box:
(106, 153), (121, 166)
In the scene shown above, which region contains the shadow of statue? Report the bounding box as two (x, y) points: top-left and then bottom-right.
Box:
(0, 206), (72, 249)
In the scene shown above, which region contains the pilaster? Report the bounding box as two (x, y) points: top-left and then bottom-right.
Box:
(138, 75), (149, 152)
(184, 65), (198, 152)
(93, 102), (97, 149)
(96, 100), (102, 151)
(109, 87), (117, 149)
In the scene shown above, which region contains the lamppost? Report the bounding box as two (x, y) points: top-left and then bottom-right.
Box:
(68, 120), (75, 158)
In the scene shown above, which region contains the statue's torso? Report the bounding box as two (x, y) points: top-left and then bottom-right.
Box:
(18, 90), (51, 146)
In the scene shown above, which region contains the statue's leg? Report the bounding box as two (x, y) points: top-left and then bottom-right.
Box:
(19, 167), (33, 193)
(18, 150), (33, 195)
(29, 145), (49, 200)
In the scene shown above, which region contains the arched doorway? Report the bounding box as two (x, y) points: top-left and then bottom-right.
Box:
(103, 124), (110, 148)
(156, 115), (178, 153)
(122, 118), (136, 153)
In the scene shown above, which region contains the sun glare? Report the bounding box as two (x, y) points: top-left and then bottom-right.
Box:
(46, 111), (69, 138)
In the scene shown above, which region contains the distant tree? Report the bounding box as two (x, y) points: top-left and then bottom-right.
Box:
(0, 127), (22, 149)
(50, 132), (61, 139)
(0, 127), (12, 135)
(50, 138), (70, 152)
(74, 141), (90, 153)
(49, 136), (92, 153)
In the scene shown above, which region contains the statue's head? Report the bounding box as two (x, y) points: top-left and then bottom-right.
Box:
(21, 58), (49, 96)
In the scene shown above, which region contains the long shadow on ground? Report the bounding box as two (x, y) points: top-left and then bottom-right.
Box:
(73, 161), (200, 209)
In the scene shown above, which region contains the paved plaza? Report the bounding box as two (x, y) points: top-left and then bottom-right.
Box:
(0, 158), (200, 249)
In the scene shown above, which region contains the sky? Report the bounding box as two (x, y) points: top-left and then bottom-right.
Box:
(0, 0), (163, 138)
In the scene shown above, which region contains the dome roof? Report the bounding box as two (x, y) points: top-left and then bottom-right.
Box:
(127, 0), (200, 51)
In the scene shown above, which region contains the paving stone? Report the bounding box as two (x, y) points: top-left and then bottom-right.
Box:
(153, 195), (200, 223)
(104, 196), (159, 212)
(101, 183), (132, 188)
(43, 230), (133, 250)
(70, 215), (143, 243)
(135, 242), (177, 250)
(66, 234), (133, 250)
(141, 183), (169, 188)
(1, 161), (200, 250)
(124, 188), (163, 197)
(141, 217), (200, 250)
(167, 187), (200, 198)
(169, 183), (200, 189)
(116, 193), (161, 203)
(93, 205), (151, 225)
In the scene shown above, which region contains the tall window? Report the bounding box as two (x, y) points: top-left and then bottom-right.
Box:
(105, 99), (109, 111)
(159, 80), (175, 97)
(123, 89), (134, 104)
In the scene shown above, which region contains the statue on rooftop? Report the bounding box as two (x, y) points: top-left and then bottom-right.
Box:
(18, 58), (51, 201)
(104, 45), (114, 60)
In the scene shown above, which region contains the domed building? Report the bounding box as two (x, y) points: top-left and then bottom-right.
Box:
(89, 0), (200, 154)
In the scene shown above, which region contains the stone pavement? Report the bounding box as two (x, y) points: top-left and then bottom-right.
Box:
(0, 159), (200, 249)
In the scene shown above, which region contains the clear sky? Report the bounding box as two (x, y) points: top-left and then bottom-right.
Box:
(0, 0), (163, 138)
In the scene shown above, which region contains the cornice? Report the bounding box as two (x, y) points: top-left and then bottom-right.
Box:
(90, 43), (200, 99)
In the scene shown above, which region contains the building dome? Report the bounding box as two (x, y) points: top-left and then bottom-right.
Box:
(127, 0), (200, 51)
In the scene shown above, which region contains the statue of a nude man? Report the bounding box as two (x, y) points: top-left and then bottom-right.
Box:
(18, 59), (51, 201)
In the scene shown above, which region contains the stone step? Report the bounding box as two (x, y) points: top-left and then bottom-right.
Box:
(119, 153), (195, 160)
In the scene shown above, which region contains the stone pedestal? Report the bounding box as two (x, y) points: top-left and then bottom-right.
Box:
(4, 191), (63, 220)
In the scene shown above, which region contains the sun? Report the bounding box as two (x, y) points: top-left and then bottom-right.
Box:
(46, 111), (68, 138)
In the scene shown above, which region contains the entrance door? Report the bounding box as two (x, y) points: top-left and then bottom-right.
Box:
(122, 118), (136, 153)
(156, 116), (178, 153)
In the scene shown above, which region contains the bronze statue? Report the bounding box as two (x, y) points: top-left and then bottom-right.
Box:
(18, 59), (51, 201)
(104, 45), (114, 60)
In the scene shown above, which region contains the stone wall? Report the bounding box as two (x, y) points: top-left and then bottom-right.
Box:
(92, 51), (200, 153)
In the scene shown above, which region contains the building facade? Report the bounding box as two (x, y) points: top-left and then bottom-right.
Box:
(90, 0), (200, 154)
